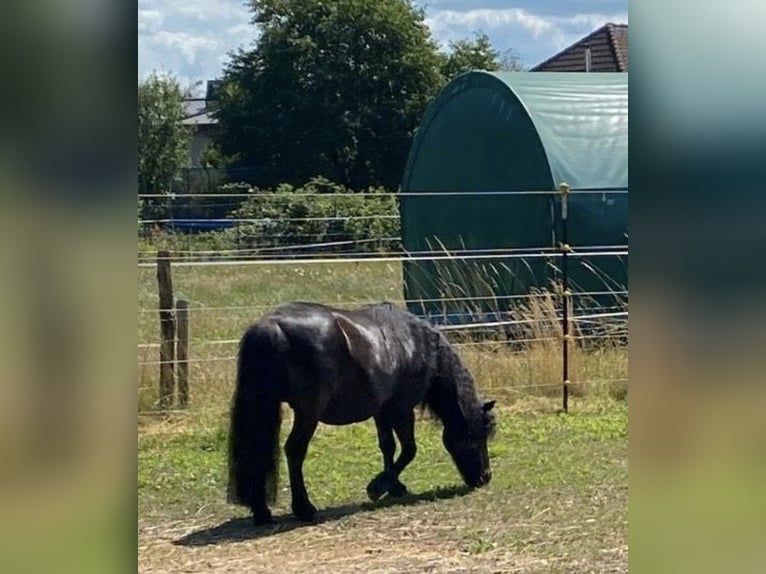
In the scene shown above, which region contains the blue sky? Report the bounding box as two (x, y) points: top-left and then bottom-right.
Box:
(138, 0), (628, 93)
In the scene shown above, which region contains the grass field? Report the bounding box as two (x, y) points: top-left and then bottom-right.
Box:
(137, 260), (628, 573)
(137, 261), (627, 413)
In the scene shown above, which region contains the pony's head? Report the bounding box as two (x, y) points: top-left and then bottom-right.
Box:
(442, 399), (496, 488)
(424, 328), (497, 488)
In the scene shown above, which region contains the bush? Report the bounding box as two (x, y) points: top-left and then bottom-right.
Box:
(228, 177), (400, 254)
(138, 177), (401, 258)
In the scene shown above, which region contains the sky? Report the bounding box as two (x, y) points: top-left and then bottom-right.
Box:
(138, 0), (628, 94)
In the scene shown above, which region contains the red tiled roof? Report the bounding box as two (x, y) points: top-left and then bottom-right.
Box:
(531, 23), (628, 72)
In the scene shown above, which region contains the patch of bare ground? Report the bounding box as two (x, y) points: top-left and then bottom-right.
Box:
(139, 482), (626, 573)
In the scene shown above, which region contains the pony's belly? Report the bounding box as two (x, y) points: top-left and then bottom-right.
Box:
(319, 401), (380, 425)
(319, 389), (382, 425)
(319, 409), (373, 425)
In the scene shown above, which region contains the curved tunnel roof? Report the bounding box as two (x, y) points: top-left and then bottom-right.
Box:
(402, 71), (628, 192)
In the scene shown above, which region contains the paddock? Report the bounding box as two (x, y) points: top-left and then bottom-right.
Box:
(137, 256), (626, 573)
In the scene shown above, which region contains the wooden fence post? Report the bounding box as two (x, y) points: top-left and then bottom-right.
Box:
(157, 250), (175, 410)
(176, 298), (189, 408)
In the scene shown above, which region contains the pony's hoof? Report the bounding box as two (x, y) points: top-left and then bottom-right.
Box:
(293, 502), (318, 522)
(366, 474), (390, 501)
(251, 509), (274, 526)
(387, 480), (408, 498)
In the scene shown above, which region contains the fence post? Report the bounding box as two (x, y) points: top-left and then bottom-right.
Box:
(157, 250), (175, 410)
(559, 183), (571, 413)
(176, 298), (189, 408)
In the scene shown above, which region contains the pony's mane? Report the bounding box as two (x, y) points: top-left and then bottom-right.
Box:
(421, 332), (492, 436)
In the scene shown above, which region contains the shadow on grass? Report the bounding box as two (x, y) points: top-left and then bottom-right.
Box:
(174, 484), (472, 546)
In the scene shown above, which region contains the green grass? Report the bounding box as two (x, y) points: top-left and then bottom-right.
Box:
(139, 405), (627, 518)
(138, 403), (627, 571)
(139, 406), (627, 519)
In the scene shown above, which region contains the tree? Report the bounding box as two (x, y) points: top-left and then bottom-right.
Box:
(439, 33), (525, 81)
(439, 32), (501, 82)
(138, 72), (191, 197)
(498, 48), (525, 72)
(214, 0), (443, 191)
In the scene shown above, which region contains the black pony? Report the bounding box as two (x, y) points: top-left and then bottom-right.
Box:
(227, 302), (496, 525)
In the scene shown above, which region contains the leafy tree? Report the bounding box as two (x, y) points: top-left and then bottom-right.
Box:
(138, 72), (191, 198)
(214, 0), (443, 191)
(439, 32), (501, 81)
(439, 33), (525, 82)
(199, 142), (232, 169)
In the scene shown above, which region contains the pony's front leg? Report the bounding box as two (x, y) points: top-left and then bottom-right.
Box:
(368, 413), (412, 500)
(388, 410), (417, 495)
(368, 416), (397, 501)
(285, 412), (319, 521)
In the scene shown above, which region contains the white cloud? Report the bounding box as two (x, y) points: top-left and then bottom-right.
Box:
(138, 10), (164, 35)
(426, 7), (627, 38)
(139, 0), (251, 23)
(149, 31), (219, 65)
(426, 8), (553, 38)
(138, 0), (253, 89)
(550, 13), (627, 51)
(424, 6), (627, 66)
(559, 12), (627, 30)
(225, 23), (255, 39)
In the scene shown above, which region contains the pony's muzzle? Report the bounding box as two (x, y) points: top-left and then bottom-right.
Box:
(468, 470), (492, 488)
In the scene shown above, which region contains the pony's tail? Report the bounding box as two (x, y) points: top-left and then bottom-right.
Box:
(227, 323), (284, 508)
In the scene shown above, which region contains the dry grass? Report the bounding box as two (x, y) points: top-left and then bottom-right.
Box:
(139, 488), (628, 573)
(138, 260), (626, 414)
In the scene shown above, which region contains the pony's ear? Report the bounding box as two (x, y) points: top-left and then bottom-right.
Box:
(334, 314), (377, 373)
(482, 400), (496, 412)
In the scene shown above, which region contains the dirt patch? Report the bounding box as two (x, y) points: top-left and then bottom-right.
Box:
(139, 492), (627, 574)
(139, 518), (547, 574)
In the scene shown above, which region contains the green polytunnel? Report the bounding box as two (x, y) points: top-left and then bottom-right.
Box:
(399, 71), (628, 324)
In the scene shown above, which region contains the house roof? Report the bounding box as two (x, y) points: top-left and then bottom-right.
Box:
(182, 98), (217, 126)
(531, 23), (628, 72)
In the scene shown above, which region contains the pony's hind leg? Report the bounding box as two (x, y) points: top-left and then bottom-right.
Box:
(250, 497), (273, 525)
(285, 411), (319, 521)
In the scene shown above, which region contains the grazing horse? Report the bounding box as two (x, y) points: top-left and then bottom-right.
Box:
(227, 301), (496, 525)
